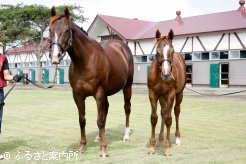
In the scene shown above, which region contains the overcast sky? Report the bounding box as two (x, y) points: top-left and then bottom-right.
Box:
(0, 0), (240, 30)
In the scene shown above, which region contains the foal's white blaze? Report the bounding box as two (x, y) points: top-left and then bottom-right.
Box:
(163, 45), (170, 75)
(123, 127), (131, 141)
(52, 32), (59, 57)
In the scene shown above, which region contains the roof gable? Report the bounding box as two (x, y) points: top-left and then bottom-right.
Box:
(88, 10), (246, 41)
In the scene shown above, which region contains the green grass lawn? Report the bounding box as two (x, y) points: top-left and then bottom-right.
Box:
(0, 87), (246, 163)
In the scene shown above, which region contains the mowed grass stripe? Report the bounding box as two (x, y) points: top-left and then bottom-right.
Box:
(0, 89), (245, 163)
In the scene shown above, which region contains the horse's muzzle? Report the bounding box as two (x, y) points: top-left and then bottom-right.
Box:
(52, 55), (60, 64)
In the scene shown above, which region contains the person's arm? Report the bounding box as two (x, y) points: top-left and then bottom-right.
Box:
(2, 57), (22, 82)
(3, 70), (14, 81)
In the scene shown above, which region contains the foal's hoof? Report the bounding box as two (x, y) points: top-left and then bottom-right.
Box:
(164, 149), (172, 156)
(100, 154), (109, 158)
(148, 149), (155, 155)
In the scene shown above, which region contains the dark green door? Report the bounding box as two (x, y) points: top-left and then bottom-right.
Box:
(29, 69), (35, 82)
(59, 68), (64, 84)
(43, 69), (49, 84)
(147, 65), (150, 80)
(210, 64), (219, 88)
(18, 69), (24, 83)
(147, 65), (150, 74)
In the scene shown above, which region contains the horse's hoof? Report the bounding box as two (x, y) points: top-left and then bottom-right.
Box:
(79, 144), (86, 153)
(100, 154), (109, 158)
(123, 128), (131, 142)
(123, 137), (130, 142)
(164, 149), (172, 156)
(148, 149), (155, 155)
(94, 135), (101, 142)
(176, 138), (181, 146)
(79, 148), (85, 153)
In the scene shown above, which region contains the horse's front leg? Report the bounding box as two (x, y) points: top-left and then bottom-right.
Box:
(95, 88), (108, 157)
(164, 92), (175, 156)
(158, 96), (166, 148)
(148, 89), (158, 155)
(73, 92), (87, 153)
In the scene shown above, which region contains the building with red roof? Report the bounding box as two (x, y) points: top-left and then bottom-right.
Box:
(6, 0), (246, 87)
(88, 0), (246, 87)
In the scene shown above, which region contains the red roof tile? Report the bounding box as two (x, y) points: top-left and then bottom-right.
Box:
(92, 10), (246, 40)
(6, 40), (49, 54)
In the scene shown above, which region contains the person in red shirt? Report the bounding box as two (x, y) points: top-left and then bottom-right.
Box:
(0, 53), (21, 160)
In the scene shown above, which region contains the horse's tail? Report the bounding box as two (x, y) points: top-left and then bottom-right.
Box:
(121, 45), (134, 85)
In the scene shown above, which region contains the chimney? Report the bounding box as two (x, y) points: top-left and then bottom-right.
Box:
(238, 0), (246, 16)
(175, 11), (183, 25)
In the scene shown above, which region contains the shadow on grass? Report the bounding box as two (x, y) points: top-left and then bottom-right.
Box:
(0, 139), (26, 153)
(67, 124), (134, 151)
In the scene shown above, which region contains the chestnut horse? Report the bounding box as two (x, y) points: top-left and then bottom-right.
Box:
(49, 7), (134, 157)
(148, 29), (186, 156)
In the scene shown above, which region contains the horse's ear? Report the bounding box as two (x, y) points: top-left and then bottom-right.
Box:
(156, 29), (161, 39)
(64, 7), (70, 18)
(51, 7), (56, 17)
(168, 29), (174, 40)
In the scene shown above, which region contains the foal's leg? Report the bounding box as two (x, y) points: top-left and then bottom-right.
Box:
(73, 92), (87, 153)
(174, 92), (183, 146)
(95, 88), (108, 157)
(158, 96), (166, 148)
(164, 92), (175, 156)
(123, 85), (132, 141)
(148, 89), (158, 155)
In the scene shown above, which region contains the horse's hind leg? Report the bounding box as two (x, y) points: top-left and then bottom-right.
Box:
(174, 92), (183, 146)
(123, 84), (132, 141)
(158, 96), (166, 148)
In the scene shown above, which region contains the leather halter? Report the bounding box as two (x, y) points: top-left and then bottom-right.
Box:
(49, 27), (72, 62)
(156, 51), (174, 81)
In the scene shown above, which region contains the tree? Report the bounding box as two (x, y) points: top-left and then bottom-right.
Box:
(0, 4), (87, 84)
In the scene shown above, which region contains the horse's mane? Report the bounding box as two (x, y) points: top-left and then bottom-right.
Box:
(73, 23), (88, 36)
(50, 14), (88, 36)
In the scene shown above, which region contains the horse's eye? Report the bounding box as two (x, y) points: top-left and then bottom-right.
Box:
(49, 29), (52, 35)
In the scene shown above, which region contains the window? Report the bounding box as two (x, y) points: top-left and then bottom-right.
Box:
(220, 51), (228, 59)
(184, 53), (192, 60)
(240, 50), (246, 58)
(201, 52), (209, 60)
(229, 50), (240, 59)
(134, 56), (148, 63)
(193, 52), (201, 61)
(211, 51), (220, 60)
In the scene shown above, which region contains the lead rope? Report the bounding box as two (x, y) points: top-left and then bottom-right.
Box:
(0, 65), (58, 107)
(171, 74), (246, 96)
